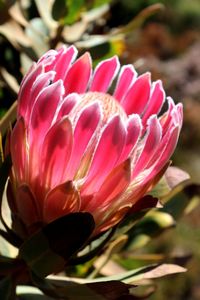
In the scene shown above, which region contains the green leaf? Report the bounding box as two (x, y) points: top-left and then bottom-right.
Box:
(81, 263), (186, 284)
(45, 264), (185, 292)
(52, 0), (85, 24)
(0, 155), (23, 248)
(149, 175), (171, 198)
(125, 210), (175, 250)
(46, 276), (136, 300)
(25, 18), (49, 58)
(33, 274), (105, 300)
(150, 166), (190, 198)
(161, 183), (200, 219)
(64, 0), (85, 25)
(19, 213), (95, 277)
(34, 0), (57, 30)
(92, 0), (112, 8)
(88, 235), (128, 279)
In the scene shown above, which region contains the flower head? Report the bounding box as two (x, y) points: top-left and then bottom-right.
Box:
(9, 45), (183, 237)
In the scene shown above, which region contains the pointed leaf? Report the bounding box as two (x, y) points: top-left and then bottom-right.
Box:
(125, 210), (175, 250)
(161, 183), (200, 219)
(84, 263), (186, 284)
(164, 166), (190, 189)
(45, 275), (137, 300)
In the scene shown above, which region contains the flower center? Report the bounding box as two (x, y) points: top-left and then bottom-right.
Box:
(80, 92), (127, 122)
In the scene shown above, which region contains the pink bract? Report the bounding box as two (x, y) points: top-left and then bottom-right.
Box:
(10, 45), (183, 236)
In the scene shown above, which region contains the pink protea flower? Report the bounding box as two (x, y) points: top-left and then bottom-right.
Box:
(9, 45), (183, 237)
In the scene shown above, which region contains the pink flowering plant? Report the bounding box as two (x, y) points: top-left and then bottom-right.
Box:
(10, 45), (183, 236)
(0, 45), (194, 299)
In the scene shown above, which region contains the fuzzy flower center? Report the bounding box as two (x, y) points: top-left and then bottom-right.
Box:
(80, 92), (127, 122)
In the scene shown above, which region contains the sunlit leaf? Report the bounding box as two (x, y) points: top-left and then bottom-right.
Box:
(0, 231), (18, 258)
(90, 235), (128, 278)
(87, 264), (186, 284)
(17, 285), (53, 299)
(34, 0), (57, 31)
(26, 18), (49, 58)
(0, 19), (31, 49)
(82, 3), (109, 23)
(8, 1), (28, 27)
(62, 21), (88, 43)
(93, 259), (126, 277)
(0, 68), (19, 94)
(122, 264), (186, 284)
(20, 53), (34, 75)
(64, 0), (85, 25)
(164, 166), (190, 189)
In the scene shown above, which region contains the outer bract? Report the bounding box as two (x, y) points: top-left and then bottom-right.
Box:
(9, 45), (183, 238)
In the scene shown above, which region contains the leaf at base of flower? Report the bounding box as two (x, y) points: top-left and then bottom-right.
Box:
(19, 213), (95, 277)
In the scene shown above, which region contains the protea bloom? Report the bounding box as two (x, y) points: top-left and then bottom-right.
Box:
(9, 45), (182, 238)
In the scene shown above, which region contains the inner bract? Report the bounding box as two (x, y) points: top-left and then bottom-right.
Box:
(76, 92), (127, 122)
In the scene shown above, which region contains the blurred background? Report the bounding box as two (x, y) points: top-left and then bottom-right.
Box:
(0, 1), (200, 299)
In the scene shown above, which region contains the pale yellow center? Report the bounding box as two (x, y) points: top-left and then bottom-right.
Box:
(82, 92), (126, 121)
(71, 92), (127, 123)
